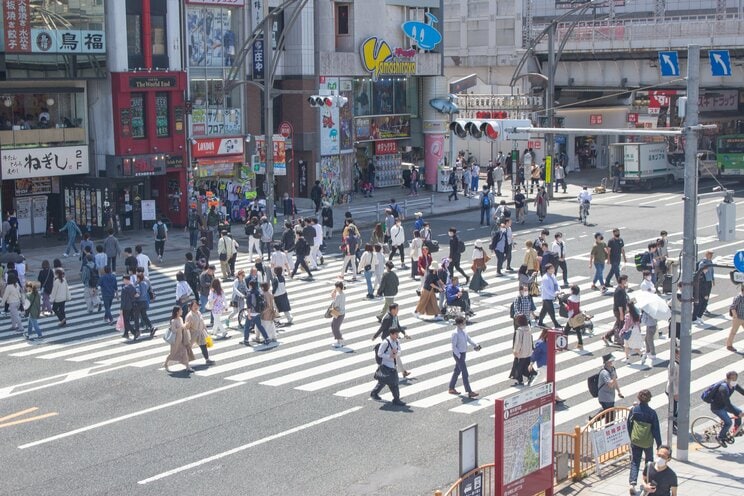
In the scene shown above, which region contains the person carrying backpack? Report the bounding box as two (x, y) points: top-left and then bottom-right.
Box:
(627, 389), (662, 495)
(479, 185), (492, 226)
(153, 217), (168, 263)
(703, 371), (744, 447)
(590, 353), (624, 423)
(242, 279), (271, 346)
(81, 254), (101, 314)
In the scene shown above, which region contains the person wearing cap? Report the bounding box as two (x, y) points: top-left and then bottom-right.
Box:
(448, 315), (481, 398)
(589, 232), (608, 292)
(415, 262), (444, 320)
(593, 353), (625, 423)
(370, 327), (406, 406)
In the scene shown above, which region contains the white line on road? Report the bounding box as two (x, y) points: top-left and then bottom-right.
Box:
(17, 382), (245, 450)
(137, 406), (363, 485)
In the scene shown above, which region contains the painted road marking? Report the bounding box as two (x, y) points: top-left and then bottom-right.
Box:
(0, 407), (58, 429)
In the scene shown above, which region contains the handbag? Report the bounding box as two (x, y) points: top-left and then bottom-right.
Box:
(330, 307), (342, 318)
(177, 293), (192, 305)
(324, 304), (334, 318)
(219, 252), (228, 262)
(529, 280), (540, 297)
(163, 326), (177, 345)
(205, 335), (214, 348)
(373, 365), (396, 384)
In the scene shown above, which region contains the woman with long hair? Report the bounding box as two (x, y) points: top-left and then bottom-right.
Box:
(260, 281), (278, 342)
(272, 267), (293, 325)
(370, 223), (385, 246)
(511, 314), (533, 385)
(622, 302), (644, 363)
(227, 270), (248, 328)
(329, 281), (346, 347)
(37, 259), (54, 315)
(164, 306), (195, 373)
(184, 299), (214, 366)
(208, 278), (228, 338)
(49, 268), (71, 327)
(415, 261), (444, 320)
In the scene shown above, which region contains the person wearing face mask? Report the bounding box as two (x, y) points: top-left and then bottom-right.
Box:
(725, 284), (744, 352)
(591, 353), (624, 423)
(589, 232), (608, 292)
(550, 232), (569, 288)
(639, 270), (658, 362)
(605, 228), (627, 288)
(537, 264), (561, 328)
(448, 315), (481, 398)
(640, 445), (677, 496)
(627, 389), (662, 495)
(490, 223), (507, 276)
(511, 285), (536, 330)
(707, 371), (744, 447)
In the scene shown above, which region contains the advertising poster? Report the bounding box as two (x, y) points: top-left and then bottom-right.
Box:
(319, 77), (341, 156)
(339, 78), (354, 152)
(186, 6), (235, 67)
(424, 134), (444, 186)
(354, 114), (411, 141)
(319, 156), (341, 203)
(254, 135), (286, 176)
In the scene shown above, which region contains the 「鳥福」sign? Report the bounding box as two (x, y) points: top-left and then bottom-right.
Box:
(1, 146), (89, 180)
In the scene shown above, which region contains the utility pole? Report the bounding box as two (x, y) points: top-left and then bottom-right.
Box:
(263, 5), (275, 220)
(676, 44), (700, 462)
(545, 21), (556, 200)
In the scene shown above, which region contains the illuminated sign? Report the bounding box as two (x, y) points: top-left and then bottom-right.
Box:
(360, 37), (416, 81)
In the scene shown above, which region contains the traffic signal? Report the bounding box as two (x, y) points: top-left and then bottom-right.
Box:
(308, 95), (348, 107)
(308, 95), (333, 107)
(449, 120), (502, 141)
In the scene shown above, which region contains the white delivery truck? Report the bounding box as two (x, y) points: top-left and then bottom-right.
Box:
(609, 143), (682, 189)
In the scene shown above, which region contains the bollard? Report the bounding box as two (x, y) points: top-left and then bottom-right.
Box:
(434, 491), (443, 496)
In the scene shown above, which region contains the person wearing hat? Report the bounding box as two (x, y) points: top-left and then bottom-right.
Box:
(415, 261), (445, 320)
(370, 327), (406, 406)
(593, 353), (625, 423)
(413, 212), (424, 232)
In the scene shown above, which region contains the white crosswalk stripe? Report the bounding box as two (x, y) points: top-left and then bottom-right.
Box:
(0, 232), (741, 429)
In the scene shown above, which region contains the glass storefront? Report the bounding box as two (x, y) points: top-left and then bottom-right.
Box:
(352, 77), (418, 117)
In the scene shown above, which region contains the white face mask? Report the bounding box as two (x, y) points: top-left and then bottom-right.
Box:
(520, 291), (527, 297)
(655, 457), (667, 468)
(730, 381), (738, 388)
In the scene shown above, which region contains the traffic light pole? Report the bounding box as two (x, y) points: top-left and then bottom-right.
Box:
(676, 44), (700, 462)
(545, 21), (556, 200)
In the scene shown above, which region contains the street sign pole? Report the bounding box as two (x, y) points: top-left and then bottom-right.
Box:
(676, 45), (700, 462)
(545, 21), (556, 200)
(263, 6), (275, 220)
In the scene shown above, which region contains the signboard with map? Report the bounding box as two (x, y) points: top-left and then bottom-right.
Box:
(494, 383), (554, 496)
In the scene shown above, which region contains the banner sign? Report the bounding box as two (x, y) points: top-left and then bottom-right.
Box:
(648, 90), (676, 115)
(1, 146), (88, 180)
(3, 0), (31, 52)
(354, 114), (411, 141)
(190, 107), (242, 136)
(254, 135), (286, 176)
(191, 137), (244, 158)
(375, 140), (398, 155)
(15, 177), (55, 196)
(698, 90), (738, 113)
(253, 37), (265, 79)
(319, 77), (341, 155)
(360, 37), (416, 81)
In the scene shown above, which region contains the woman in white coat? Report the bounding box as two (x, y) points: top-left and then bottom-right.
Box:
(49, 269), (71, 327)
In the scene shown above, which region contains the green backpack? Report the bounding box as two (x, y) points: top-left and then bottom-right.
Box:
(630, 416), (654, 448)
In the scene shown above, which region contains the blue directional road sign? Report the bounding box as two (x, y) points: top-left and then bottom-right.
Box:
(709, 50), (732, 77)
(658, 51), (680, 77)
(734, 250), (744, 272)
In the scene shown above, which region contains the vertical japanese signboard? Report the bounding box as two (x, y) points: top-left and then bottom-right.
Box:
(4, 0), (31, 53)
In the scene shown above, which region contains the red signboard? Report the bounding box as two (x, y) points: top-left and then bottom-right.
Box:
(375, 140), (398, 155)
(278, 121), (293, 139)
(627, 113), (639, 123)
(3, 0), (32, 53)
(191, 137), (244, 158)
(648, 90), (676, 115)
(527, 140), (542, 150)
(589, 114), (603, 125)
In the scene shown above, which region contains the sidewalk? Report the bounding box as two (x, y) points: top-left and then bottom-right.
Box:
(12, 168), (608, 284)
(555, 443), (744, 495)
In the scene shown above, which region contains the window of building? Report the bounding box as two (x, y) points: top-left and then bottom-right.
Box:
(155, 93), (169, 137)
(152, 16), (167, 56)
(336, 4), (350, 35)
(189, 79), (242, 136)
(187, 6), (240, 68)
(130, 93), (146, 138)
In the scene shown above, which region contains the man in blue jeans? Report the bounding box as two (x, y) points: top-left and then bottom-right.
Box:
(448, 316), (481, 398)
(627, 389), (662, 495)
(709, 371), (744, 447)
(243, 281), (270, 346)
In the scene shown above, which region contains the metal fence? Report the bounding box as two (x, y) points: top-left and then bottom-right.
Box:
(345, 194), (435, 224)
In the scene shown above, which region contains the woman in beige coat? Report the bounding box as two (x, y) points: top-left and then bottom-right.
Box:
(184, 299), (215, 366)
(523, 240), (539, 275)
(260, 281), (278, 342)
(511, 314), (534, 386)
(164, 306), (195, 373)
(49, 268), (72, 327)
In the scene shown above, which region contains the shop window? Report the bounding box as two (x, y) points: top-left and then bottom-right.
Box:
(187, 6), (239, 67)
(155, 93), (170, 137)
(151, 0), (169, 68)
(189, 77), (242, 137)
(130, 93), (146, 139)
(0, 90), (87, 147)
(353, 79), (372, 116)
(336, 4), (350, 35)
(127, 14), (144, 68)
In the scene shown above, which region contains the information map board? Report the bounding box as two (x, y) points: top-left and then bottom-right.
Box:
(494, 383), (555, 496)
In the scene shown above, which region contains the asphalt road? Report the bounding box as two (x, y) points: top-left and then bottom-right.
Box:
(0, 176), (742, 496)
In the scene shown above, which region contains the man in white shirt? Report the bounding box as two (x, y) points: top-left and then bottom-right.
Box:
(270, 243), (291, 275)
(448, 316), (481, 398)
(135, 245), (151, 279)
(310, 217), (323, 269)
(577, 186), (593, 221)
(550, 232), (569, 287)
(388, 218), (407, 269)
(470, 162), (480, 193)
(370, 328), (406, 406)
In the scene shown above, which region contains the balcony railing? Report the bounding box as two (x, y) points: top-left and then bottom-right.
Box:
(531, 14), (743, 52)
(0, 128), (86, 148)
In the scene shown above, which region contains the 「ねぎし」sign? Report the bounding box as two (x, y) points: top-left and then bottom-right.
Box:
(1, 146), (89, 180)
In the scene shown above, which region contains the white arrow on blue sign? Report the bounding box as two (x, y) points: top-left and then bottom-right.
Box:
(709, 50), (732, 77)
(734, 250), (744, 272)
(658, 51), (680, 77)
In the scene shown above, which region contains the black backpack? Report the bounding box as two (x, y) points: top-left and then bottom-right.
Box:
(374, 339), (392, 365)
(188, 215), (200, 231)
(252, 290), (266, 313)
(156, 223), (166, 240)
(587, 368), (604, 398)
(85, 264), (99, 288)
(458, 240), (466, 254)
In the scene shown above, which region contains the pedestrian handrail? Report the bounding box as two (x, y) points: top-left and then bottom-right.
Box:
(344, 194), (435, 223)
(555, 406), (631, 481)
(436, 463), (496, 496)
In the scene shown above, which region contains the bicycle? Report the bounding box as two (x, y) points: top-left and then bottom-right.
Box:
(691, 413), (742, 448)
(579, 201), (590, 226)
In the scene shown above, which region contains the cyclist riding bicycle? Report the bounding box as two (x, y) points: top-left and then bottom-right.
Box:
(708, 371), (744, 447)
(577, 186), (592, 222)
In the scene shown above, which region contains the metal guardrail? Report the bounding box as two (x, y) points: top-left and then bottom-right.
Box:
(438, 407), (631, 495)
(344, 194), (435, 223)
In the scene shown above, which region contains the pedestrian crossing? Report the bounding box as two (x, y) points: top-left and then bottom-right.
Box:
(0, 232), (741, 430)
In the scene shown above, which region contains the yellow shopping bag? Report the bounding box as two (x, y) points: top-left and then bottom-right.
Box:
(205, 335), (214, 348)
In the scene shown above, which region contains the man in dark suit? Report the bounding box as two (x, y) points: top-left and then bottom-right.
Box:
(120, 275), (139, 340)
